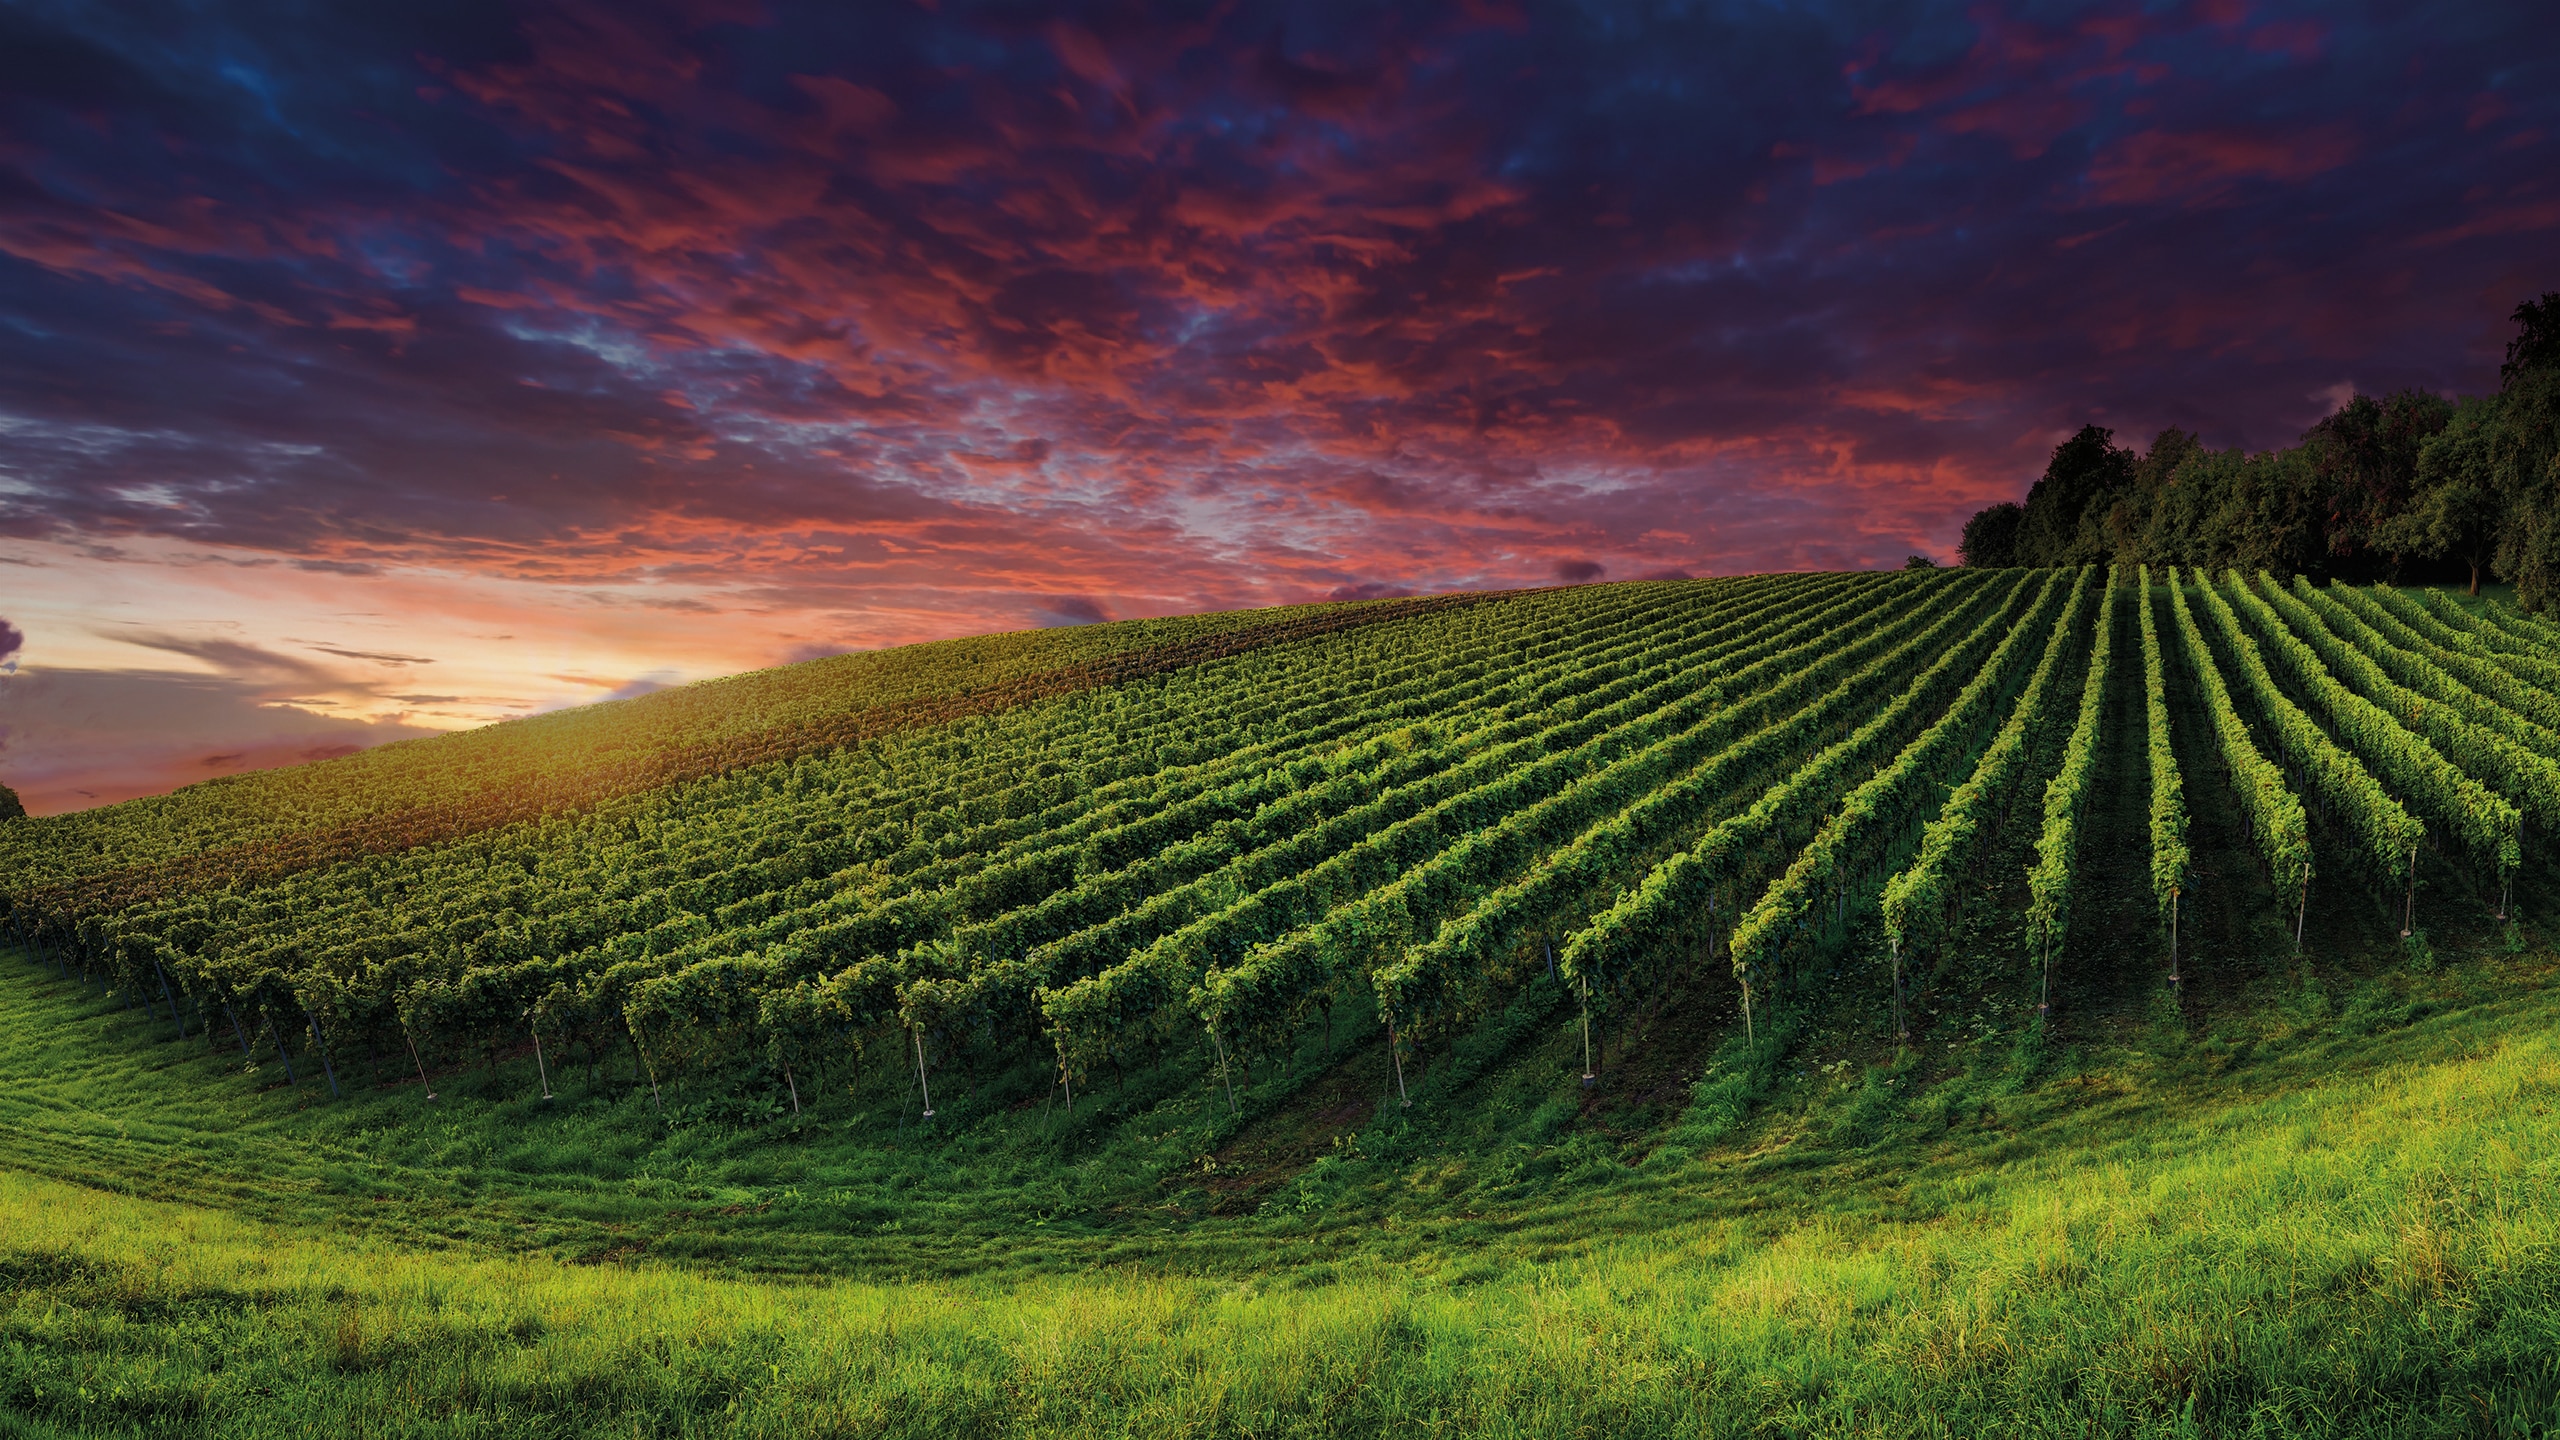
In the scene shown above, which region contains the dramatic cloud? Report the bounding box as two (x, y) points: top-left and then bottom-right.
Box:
(0, 668), (435, 814)
(0, 0), (2554, 808)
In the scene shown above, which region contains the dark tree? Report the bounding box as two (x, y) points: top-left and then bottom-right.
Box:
(0, 784), (23, 822)
(2492, 363), (2560, 611)
(2303, 389), (2454, 566)
(2013, 425), (2137, 567)
(2503, 291), (2560, 383)
(1957, 502), (2023, 568)
(2379, 396), (2505, 594)
(1939, 293), (2558, 597)
(1901, 553), (1937, 570)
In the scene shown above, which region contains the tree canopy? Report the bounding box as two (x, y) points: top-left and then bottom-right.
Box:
(1960, 292), (2560, 609)
(1957, 503), (2023, 569)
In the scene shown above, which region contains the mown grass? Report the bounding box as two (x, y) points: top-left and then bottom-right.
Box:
(7, 925), (2560, 1436)
(6, 993), (2560, 1437)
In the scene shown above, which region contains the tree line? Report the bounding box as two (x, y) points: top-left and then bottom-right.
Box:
(1959, 293), (2560, 606)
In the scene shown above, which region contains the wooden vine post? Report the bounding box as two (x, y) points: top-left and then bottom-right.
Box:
(1739, 964), (1755, 1050)
(266, 1011), (297, 1085)
(2038, 925), (2051, 1020)
(402, 1021), (438, 1103)
(1212, 1024), (1239, 1115)
(626, 1014), (661, 1115)
(532, 1023), (555, 1101)
(1891, 937), (1908, 1045)
(306, 1008), (343, 1093)
(2401, 845), (2419, 937)
(152, 960), (185, 1039)
(910, 1025), (934, 1120)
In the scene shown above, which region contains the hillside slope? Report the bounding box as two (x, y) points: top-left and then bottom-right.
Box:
(6, 568), (2560, 1433)
(3, 938), (2557, 1437)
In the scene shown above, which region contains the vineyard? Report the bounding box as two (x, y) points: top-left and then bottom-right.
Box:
(11, 566), (2560, 1437)
(3, 566), (2550, 1134)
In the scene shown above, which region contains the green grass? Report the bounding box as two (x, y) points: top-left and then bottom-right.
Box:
(2413, 579), (2523, 611)
(8, 928), (2560, 1435)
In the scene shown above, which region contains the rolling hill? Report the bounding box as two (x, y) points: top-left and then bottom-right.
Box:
(5, 566), (2559, 1438)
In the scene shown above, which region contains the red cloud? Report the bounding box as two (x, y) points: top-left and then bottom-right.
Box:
(2081, 125), (2356, 206)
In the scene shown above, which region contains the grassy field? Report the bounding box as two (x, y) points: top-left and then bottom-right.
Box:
(6, 926), (2560, 1436)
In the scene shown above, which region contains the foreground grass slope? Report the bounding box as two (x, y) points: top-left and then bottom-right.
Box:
(4, 942), (2558, 1438)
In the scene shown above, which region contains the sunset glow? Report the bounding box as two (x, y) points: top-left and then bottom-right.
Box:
(3, 0), (2555, 812)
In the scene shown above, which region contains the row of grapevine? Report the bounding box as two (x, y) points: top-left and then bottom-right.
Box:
(2297, 581), (2560, 765)
(29, 564), (2558, 1130)
(2410, 588), (2560, 675)
(2163, 566), (2313, 920)
(1561, 570), (2046, 1041)
(2324, 585), (2560, 736)
(2467, 593), (2560, 660)
(459, 574), (1860, 1087)
(2022, 567), (2120, 1009)
(1351, 569), (2020, 1058)
(2371, 587), (2560, 695)
(35, 576), (1679, 937)
(684, 574), (1816, 965)
(575, 575), (1729, 964)
(2136, 568), (2191, 975)
(4, 589), (1521, 909)
(2253, 577), (2560, 834)
(32, 580), (1744, 1082)
(1063, 571), (1970, 1079)
(967, 576), (1889, 1020)
(2184, 568), (2423, 898)
(534, 577), (1795, 1068)
(2218, 574), (2519, 896)
(110, 576), (1732, 982)
(805, 574), (1883, 1076)
(1878, 569), (2096, 984)
(1727, 569), (2074, 1026)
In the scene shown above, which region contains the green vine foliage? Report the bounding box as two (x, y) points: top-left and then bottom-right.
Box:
(2024, 567), (2120, 970)
(2137, 567), (2191, 920)
(2188, 568), (2422, 887)
(2361, 586), (2560, 722)
(1732, 569), (2073, 989)
(2249, 576), (2542, 857)
(2300, 579), (2560, 764)
(18, 559), (2560, 1112)
(2409, 587), (2560, 681)
(2166, 567), (2313, 898)
(1564, 570), (2041, 1033)
(1879, 570), (2095, 964)
(2463, 592), (2560, 662)
(1104, 571), (1913, 1071)
(1360, 569), (1987, 1052)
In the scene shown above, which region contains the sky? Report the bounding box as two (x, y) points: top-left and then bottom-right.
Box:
(1, 0), (2555, 814)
